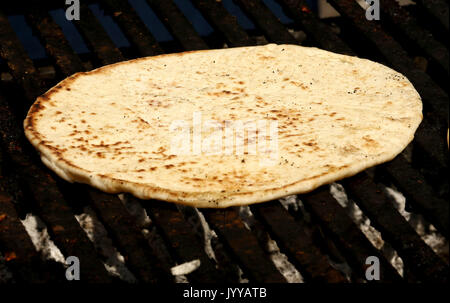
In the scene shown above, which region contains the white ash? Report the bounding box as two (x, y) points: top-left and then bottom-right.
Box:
(139, 228), (188, 283)
(119, 194), (151, 228)
(278, 194), (300, 211)
(236, 267), (249, 283)
(330, 183), (405, 276)
(21, 213), (65, 264)
(384, 186), (449, 262)
(239, 205), (304, 283)
(74, 206), (137, 283)
(171, 259), (201, 276)
(267, 236), (304, 283)
(177, 204), (249, 283)
(287, 29), (307, 43)
(122, 195), (189, 282)
(329, 181), (449, 275)
(0, 213), (65, 283)
(176, 205), (218, 263)
(279, 195), (353, 281)
(330, 183), (385, 249)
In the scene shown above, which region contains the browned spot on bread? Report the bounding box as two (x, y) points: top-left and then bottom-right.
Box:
(362, 135), (379, 149)
(134, 117), (150, 128)
(303, 140), (317, 147)
(258, 55), (275, 60)
(28, 102), (45, 116)
(290, 81), (309, 89)
(39, 95), (50, 101)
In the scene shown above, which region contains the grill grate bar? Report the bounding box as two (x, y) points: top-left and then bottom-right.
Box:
(0, 27), (113, 281)
(145, 201), (228, 283)
(0, 11), (45, 101)
(382, 157), (449, 237)
(99, 0), (164, 57)
(344, 173), (448, 282)
(24, 6), (85, 77)
(380, 0), (449, 74)
(203, 208), (287, 283)
(412, 119), (448, 170)
(277, 0), (356, 55)
(87, 189), (172, 282)
(414, 0), (449, 32)
(145, 0), (209, 51)
(251, 201), (348, 282)
(233, 0), (298, 44)
(0, 147), (59, 283)
(73, 3), (125, 65)
(190, 0), (254, 47)
(0, 94), (113, 282)
(302, 187), (404, 282)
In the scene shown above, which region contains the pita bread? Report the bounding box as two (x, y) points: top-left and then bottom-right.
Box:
(24, 44), (422, 208)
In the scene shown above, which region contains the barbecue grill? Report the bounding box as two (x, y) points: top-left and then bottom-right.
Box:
(0, 0), (448, 283)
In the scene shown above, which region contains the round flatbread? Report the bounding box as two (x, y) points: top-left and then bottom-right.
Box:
(24, 44), (422, 208)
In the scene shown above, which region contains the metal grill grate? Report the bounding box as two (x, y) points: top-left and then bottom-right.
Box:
(0, 0), (448, 283)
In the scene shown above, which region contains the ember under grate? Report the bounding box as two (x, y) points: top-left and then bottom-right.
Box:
(0, 0), (448, 283)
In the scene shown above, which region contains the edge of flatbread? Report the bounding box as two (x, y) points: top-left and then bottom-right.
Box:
(23, 44), (423, 208)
